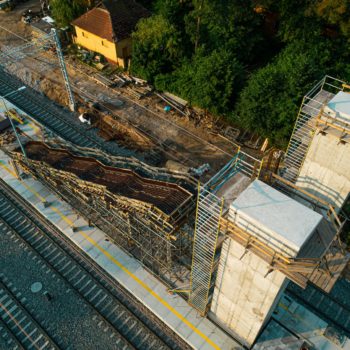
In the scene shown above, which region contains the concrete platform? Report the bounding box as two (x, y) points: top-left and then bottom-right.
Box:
(0, 116), (242, 350)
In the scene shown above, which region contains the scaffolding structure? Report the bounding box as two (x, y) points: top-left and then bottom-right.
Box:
(52, 29), (75, 111)
(10, 141), (197, 285)
(269, 174), (349, 292)
(188, 186), (223, 315)
(204, 152), (242, 192)
(283, 76), (345, 183)
(315, 99), (350, 140)
(189, 149), (270, 315)
(204, 148), (271, 193)
(188, 148), (349, 315)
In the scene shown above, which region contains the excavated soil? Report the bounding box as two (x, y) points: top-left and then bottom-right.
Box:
(23, 141), (192, 215)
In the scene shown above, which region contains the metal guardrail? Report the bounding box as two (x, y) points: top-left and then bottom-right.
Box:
(283, 75), (345, 183)
(203, 149), (262, 193)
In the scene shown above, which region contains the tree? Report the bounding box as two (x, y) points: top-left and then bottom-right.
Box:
(131, 15), (183, 81)
(154, 0), (193, 55)
(155, 49), (245, 115)
(257, 0), (321, 43)
(129, 0), (350, 147)
(184, 0), (265, 63)
(136, 0), (154, 10)
(260, 0), (350, 43)
(313, 0), (350, 39)
(234, 40), (330, 145)
(50, 0), (91, 28)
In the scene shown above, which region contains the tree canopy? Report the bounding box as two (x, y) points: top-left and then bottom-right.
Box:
(234, 41), (330, 145)
(50, 0), (92, 28)
(155, 49), (244, 115)
(131, 15), (183, 81)
(132, 0), (350, 145)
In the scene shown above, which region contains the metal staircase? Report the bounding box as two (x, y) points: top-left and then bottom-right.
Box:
(189, 187), (223, 315)
(283, 76), (344, 183)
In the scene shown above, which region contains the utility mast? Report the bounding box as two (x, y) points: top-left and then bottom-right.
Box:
(52, 29), (76, 112)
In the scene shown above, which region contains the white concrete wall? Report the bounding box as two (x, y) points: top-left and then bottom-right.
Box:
(297, 132), (350, 210)
(228, 210), (297, 257)
(210, 238), (288, 348)
(227, 180), (322, 258)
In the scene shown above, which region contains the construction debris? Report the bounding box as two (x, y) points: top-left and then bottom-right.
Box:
(21, 8), (42, 24)
(190, 163), (210, 177)
(98, 113), (155, 151)
(0, 129), (15, 145)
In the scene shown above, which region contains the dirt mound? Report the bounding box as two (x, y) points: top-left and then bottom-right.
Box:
(100, 114), (155, 151)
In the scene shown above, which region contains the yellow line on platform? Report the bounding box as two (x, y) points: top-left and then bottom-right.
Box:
(0, 161), (221, 350)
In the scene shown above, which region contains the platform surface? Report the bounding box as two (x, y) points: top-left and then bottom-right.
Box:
(0, 111), (242, 350)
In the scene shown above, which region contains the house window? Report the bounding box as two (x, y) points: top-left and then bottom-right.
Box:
(102, 40), (108, 48)
(82, 31), (88, 38)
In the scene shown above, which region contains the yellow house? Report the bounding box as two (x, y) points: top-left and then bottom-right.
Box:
(72, 0), (149, 68)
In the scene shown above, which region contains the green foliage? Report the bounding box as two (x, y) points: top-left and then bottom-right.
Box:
(154, 0), (193, 54)
(50, 0), (91, 28)
(130, 0), (350, 146)
(131, 1), (264, 114)
(183, 0), (264, 62)
(234, 41), (329, 145)
(131, 15), (183, 81)
(313, 0), (350, 38)
(270, 0), (321, 43)
(136, 0), (154, 10)
(155, 49), (244, 115)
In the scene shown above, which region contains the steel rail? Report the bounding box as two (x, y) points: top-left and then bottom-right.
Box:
(286, 282), (350, 338)
(0, 278), (59, 350)
(0, 178), (191, 350)
(0, 318), (26, 350)
(0, 69), (135, 157)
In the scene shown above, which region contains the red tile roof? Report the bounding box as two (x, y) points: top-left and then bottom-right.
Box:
(72, 0), (149, 42)
(73, 8), (114, 41)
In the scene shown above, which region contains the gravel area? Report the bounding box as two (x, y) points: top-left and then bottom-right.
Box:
(0, 224), (130, 350)
(0, 321), (19, 350)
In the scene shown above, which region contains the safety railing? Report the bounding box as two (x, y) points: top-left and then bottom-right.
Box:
(203, 149), (262, 194)
(283, 76), (345, 183)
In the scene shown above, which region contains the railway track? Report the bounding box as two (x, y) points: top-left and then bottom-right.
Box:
(287, 282), (350, 337)
(0, 211), (134, 350)
(0, 178), (191, 350)
(0, 320), (24, 350)
(0, 68), (135, 158)
(0, 278), (58, 350)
